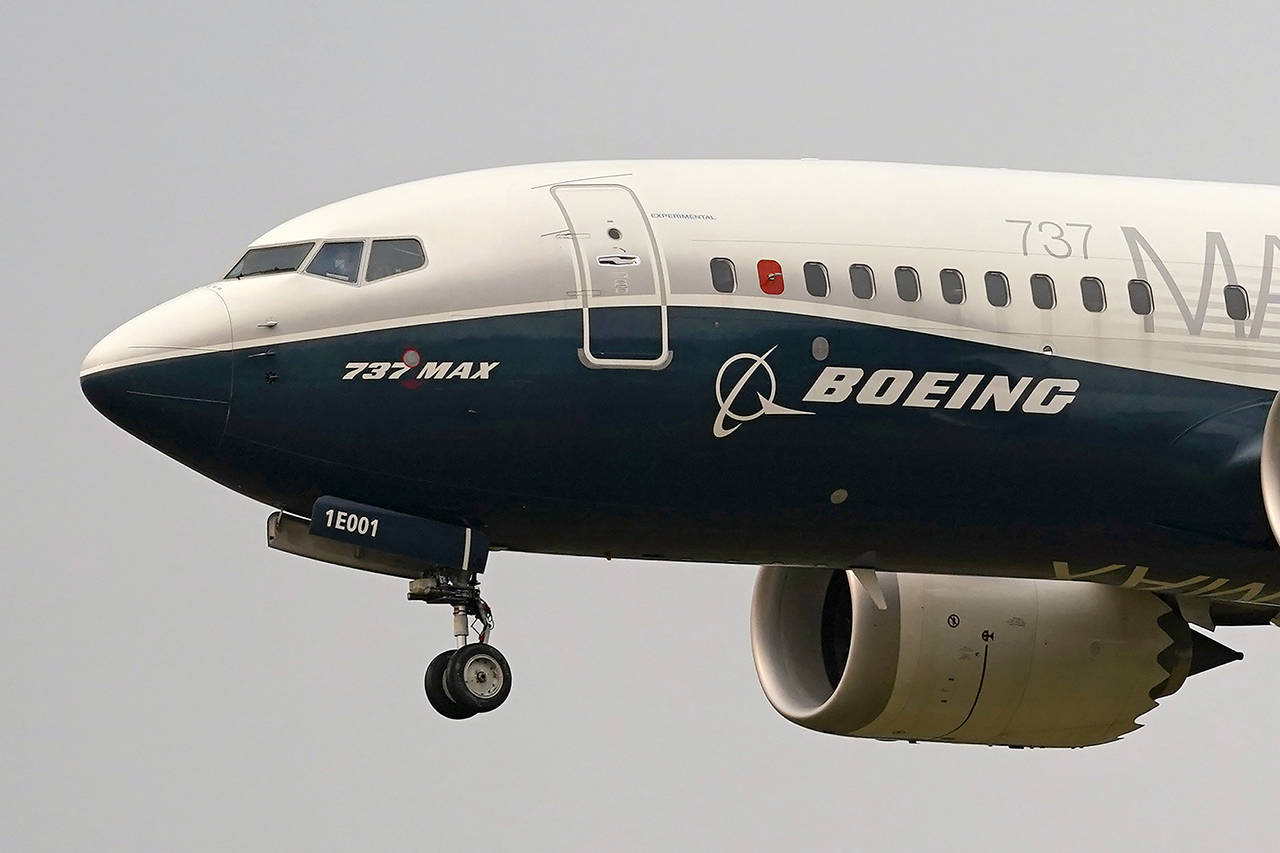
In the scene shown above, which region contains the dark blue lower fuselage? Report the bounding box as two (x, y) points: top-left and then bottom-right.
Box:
(81, 306), (1280, 593)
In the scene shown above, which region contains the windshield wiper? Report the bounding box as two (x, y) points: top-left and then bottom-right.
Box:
(234, 266), (296, 279)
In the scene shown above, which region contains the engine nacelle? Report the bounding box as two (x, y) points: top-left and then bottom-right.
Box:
(750, 568), (1234, 747)
(1260, 390), (1280, 544)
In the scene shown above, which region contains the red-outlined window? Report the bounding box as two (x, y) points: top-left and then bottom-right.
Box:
(758, 259), (784, 295)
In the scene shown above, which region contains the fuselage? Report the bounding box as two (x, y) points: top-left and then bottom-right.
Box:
(80, 159), (1280, 603)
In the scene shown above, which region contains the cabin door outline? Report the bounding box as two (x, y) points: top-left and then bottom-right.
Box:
(551, 183), (672, 370)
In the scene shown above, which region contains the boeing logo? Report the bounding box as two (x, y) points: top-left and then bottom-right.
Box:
(713, 346), (814, 438)
(713, 348), (1080, 438)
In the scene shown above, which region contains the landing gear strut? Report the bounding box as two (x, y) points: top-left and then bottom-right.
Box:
(410, 569), (512, 719)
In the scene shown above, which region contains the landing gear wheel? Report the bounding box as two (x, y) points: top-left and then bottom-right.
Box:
(424, 650), (476, 720)
(445, 643), (512, 714)
(409, 569), (507, 718)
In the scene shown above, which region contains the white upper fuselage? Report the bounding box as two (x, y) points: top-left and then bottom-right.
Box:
(85, 159), (1280, 392)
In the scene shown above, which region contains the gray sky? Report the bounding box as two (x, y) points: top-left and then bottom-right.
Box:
(5, 1), (1280, 850)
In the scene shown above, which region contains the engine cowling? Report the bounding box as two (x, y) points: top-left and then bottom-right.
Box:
(750, 568), (1236, 747)
(1260, 390), (1280, 544)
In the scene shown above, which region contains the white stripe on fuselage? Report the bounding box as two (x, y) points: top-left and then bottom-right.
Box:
(77, 291), (1280, 393)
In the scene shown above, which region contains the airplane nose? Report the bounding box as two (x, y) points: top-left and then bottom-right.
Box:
(80, 287), (233, 464)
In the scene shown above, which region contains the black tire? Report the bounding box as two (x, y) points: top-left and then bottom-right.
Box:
(445, 643), (512, 713)
(425, 650), (477, 720)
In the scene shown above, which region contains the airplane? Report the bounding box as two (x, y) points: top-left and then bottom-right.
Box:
(80, 159), (1280, 747)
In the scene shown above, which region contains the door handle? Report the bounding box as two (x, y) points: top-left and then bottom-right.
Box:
(596, 255), (640, 267)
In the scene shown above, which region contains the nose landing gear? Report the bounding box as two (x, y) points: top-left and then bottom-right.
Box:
(410, 569), (512, 719)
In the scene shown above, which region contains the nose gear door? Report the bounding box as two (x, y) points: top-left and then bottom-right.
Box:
(551, 184), (671, 369)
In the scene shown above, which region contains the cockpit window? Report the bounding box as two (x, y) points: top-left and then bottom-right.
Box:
(225, 242), (314, 279)
(366, 238), (426, 282)
(306, 241), (364, 283)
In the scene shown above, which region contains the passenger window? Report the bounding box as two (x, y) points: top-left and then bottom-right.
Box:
(307, 241), (363, 283)
(940, 269), (965, 305)
(895, 266), (920, 302)
(849, 264), (875, 299)
(1080, 276), (1106, 313)
(804, 262), (830, 297)
(1225, 284), (1250, 321)
(1128, 279), (1154, 315)
(366, 238), (426, 282)
(710, 258), (736, 293)
(985, 271), (1010, 307)
(758, 259), (784, 295)
(1030, 274), (1056, 310)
